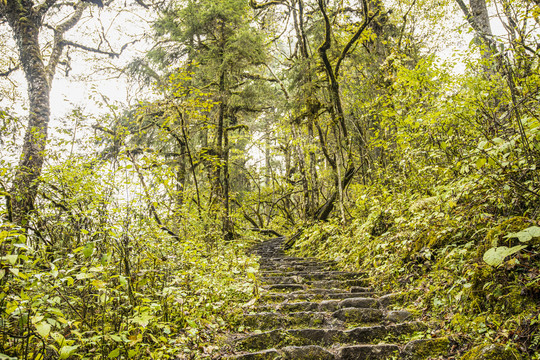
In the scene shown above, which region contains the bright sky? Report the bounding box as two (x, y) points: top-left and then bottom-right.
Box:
(0, 3), (154, 122)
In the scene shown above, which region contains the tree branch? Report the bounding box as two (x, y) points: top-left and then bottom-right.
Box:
(264, 63), (289, 99)
(127, 152), (181, 241)
(37, 0), (59, 18)
(226, 124), (249, 132)
(0, 63), (19, 77)
(241, 72), (278, 82)
(249, 0), (288, 10)
(317, 0), (348, 139)
(61, 39), (122, 57)
(46, 3), (87, 83)
(335, 8), (379, 78)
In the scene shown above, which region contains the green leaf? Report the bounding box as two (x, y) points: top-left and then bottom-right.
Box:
(59, 345), (79, 359)
(51, 264), (59, 278)
(476, 158), (486, 169)
(109, 334), (123, 342)
(505, 227), (538, 242)
(483, 245), (527, 267)
(515, 231), (533, 242)
(9, 268), (19, 277)
(525, 226), (540, 238)
(108, 348), (120, 358)
(35, 322), (51, 338)
(4, 255), (18, 265)
(76, 272), (94, 280)
(83, 242), (94, 258)
(186, 319), (197, 328)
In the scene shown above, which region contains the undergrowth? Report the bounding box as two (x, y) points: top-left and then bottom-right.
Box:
(0, 219), (259, 359)
(288, 175), (540, 359)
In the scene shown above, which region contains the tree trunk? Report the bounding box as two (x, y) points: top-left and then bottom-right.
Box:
(314, 167), (355, 221)
(455, 0), (495, 58)
(223, 124), (233, 239)
(175, 141), (187, 212)
(6, 5), (51, 226)
(3, 1), (86, 227)
(470, 0), (492, 36)
(307, 120), (318, 217)
(211, 70), (226, 210)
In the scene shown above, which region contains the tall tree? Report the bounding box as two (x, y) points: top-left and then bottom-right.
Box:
(147, 0), (269, 237)
(0, 0), (116, 226)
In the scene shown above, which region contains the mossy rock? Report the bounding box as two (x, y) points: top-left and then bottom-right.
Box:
(461, 344), (521, 360)
(402, 337), (450, 360)
(409, 196), (439, 213)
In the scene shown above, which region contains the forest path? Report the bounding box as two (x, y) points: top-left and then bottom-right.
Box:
(224, 237), (452, 359)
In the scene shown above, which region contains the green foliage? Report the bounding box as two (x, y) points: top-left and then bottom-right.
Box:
(2, 0), (540, 358)
(0, 120), (260, 359)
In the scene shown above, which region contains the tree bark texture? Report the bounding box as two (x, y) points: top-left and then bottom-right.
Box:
(5, 1), (51, 226)
(2, 0), (85, 226)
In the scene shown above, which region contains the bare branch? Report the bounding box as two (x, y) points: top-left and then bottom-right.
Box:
(264, 63), (289, 99)
(81, 0), (103, 7)
(397, 0), (417, 50)
(46, 3), (87, 82)
(62, 39), (121, 57)
(91, 124), (115, 135)
(134, 0), (149, 9)
(36, 0), (59, 18)
(0, 63), (20, 77)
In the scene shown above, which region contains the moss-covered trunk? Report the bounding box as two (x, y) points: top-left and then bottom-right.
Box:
(5, 1), (51, 226)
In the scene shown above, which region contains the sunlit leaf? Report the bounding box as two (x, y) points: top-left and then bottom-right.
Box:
(4, 255), (17, 265)
(59, 345), (79, 359)
(483, 245), (527, 267)
(35, 322), (51, 338)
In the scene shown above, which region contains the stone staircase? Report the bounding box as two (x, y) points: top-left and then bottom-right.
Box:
(225, 237), (451, 359)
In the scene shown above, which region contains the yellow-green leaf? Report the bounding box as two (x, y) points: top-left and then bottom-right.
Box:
(5, 254), (18, 265)
(476, 158), (486, 169)
(35, 322), (51, 338)
(59, 345), (79, 359)
(108, 348), (120, 358)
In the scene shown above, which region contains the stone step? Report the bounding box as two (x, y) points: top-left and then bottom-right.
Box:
(262, 284), (307, 292)
(235, 321), (428, 351)
(254, 297), (379, 313)
(226, 338), (450, 359)
(310, 280), (369, 289)
(243, 308), (385, 330)
(261, 257), (325, 262)
(260, 265), (337, 272)
(260, 271), (366, 281)
(336, 344), (400, 359)
(259, 259), (336, 266)
(261, 279), (369, 291)
(261, 277), (368, 288)
(262, 291), (376, 302)
(227, 344), (400, 360)
(226, 238), (439, 360)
